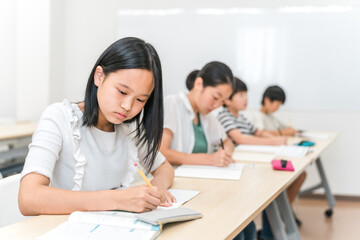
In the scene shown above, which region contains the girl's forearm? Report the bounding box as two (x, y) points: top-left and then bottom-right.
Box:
(19, 182), (116, 215)
(150, 161), (174, 189)
(160, 148), (213, 166)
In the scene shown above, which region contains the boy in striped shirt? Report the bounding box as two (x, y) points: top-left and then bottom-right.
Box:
(217, 77), (286, 146)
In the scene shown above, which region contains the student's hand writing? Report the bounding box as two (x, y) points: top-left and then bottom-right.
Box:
(156, 187), (177, 207)
(211, 149), (234, 167)
(287, 127), (297, 136)
(119, 185), (162, 212)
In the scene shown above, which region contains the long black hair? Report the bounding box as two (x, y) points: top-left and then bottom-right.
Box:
(197, 61), (234, 89)
(83, 37), (163, 172)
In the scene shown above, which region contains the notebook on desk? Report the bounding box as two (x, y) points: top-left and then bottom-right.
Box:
(175, 163), (244, 180)
(232, 151), (275, 163)
(37, 189), (201, 240)
(37, 211), (161, 240)
(235, 145), (311, 158)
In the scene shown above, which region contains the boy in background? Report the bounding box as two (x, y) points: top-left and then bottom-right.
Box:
(253, 85), (306, 239)
(217, 78), (287, 146)
(252, 85), (299, 136)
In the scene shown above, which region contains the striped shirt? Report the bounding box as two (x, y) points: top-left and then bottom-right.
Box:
(217, 107), (258, 135)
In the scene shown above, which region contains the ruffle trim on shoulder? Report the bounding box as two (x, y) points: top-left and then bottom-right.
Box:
(62, 99), (87, 191)
(119, 125), (138, 188)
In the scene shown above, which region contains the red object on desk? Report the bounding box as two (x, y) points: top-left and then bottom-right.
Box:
(272, 159), (294, 171)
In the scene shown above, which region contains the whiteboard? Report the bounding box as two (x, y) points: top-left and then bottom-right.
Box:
(117, 7), (360, 111)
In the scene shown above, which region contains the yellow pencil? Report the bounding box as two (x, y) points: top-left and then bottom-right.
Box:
(134, 163), (153, 188)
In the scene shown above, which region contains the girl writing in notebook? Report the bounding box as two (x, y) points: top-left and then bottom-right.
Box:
(19, 37), (175, 215)
(160, 62), (235, 166)
(160, 63), (256, 240)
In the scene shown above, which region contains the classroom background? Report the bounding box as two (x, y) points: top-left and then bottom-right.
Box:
(1, 0), (359, 197)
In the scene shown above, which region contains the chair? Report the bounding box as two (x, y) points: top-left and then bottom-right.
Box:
(0, 174), (31, 227)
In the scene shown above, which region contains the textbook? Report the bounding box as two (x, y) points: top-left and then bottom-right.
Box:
(37, 208), (202, 240)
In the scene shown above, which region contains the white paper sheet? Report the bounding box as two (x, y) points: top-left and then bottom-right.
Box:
(158, 189), (200, 209)
(175, 163), (244, 180)
(232, 152), (275, 163)
(235, 145), (310, 158)
(300, 132), (331, 139)
(37, 221), (159, 240)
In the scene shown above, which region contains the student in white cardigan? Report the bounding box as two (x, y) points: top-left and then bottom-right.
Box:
(19, 37), (175, 216)
(160, 64), (257, 240)
(160, 62), (235, 167)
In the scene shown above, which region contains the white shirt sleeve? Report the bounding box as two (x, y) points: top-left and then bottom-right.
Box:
(276, 117), (289, 129)
(205, 114), (227, 153)
(252, 111), (265, 130)
(21, 104), (65, 181)
(163, 96), (177, 135)
(138, 145), (165, 173)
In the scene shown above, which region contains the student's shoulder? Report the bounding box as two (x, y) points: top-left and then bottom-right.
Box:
(164, 93), (182, 104)
(40, 100), (74, 122)
(251, 110), (266, 120)
(216, 106), (232, 118)
(164, 93), (185, 112)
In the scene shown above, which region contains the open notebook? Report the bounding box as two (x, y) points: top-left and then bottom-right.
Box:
(175, 163), (244, 180)
(37, 189), (200, 240)
(232, 151), (275, 163)
(300, 131), (331, 140)
(235, 145), (311, 157)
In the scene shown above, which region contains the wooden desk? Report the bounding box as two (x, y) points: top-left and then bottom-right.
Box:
(259, 132), (337, 240)
(0, 122), (37, 141)
(0, 132), (337, 240)
(0, 122), (37, 177)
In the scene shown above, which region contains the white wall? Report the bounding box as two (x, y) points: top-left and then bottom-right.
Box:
(0, 0), (65, 122)
(16, 0), (51, 121)
(0, 0), (17, 122)
(1, 0), (359, 196)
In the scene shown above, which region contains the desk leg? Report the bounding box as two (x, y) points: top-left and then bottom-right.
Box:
(265, 200), (287, 240)
(276, 191), (301, 240)
(316, 158), (336, 217)
(300, 157), (336, 217)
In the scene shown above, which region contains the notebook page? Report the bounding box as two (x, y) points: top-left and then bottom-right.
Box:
(301, 132), (331, 139)
(175, 163), (244, 180)
(37, 221), (159, 240)
(68, 211), (158, 231)
(276, 146), (310, 157)
(232, 152), (275, 163)
(235, 145), (280, 153)
(158, 189), (200, 209)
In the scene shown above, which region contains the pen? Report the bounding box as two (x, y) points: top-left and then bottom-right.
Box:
(220, 138), (224, 150)
(134, 163), (153, 188)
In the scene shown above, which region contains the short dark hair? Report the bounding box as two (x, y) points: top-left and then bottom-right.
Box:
(261, 85), (286, 105)
(83, 37), (163, 172)
(185, 70), (200, 90)
(197, 61), (234, 89)
(229, 77), (247, 100)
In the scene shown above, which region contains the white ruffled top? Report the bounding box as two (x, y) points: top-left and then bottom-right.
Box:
(21, 99), (165, 191)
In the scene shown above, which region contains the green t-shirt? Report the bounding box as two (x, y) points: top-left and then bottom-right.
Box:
(192, 119), (208, 153)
